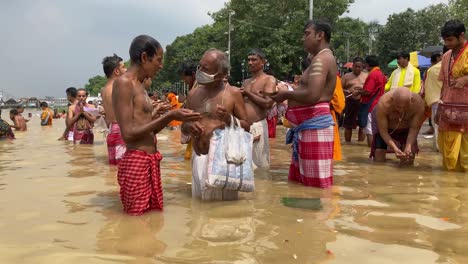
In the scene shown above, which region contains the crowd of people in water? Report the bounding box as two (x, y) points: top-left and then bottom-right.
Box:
(1, 19), (467, 216)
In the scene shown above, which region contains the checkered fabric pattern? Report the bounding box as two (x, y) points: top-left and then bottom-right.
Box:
(117, 149), (163, 216)
(288, 125), (334, 188)
(107, 123), (126, 165)
(74, 129), (94, 144)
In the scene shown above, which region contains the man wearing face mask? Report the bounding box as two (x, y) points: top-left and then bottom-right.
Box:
(182, 48), (250, 201)
(240, 49), (276, 169)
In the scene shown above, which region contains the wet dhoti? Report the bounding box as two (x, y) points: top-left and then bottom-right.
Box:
(107, 123), (126, 165)
(250, 119), (270, 169)
(117, 150), (163, 216)
(74, 129), (94, 144)
(285, 103), (335, 188)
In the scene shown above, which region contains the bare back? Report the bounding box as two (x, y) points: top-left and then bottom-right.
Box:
(242, 73), (276, 123)
(377, 92), (425, 130)
(14, 116), (27, 131)
(289, 50), (337, 107)
(101, 80), (117, 125)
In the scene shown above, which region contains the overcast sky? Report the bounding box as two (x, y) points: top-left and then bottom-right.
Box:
(0, 0), (449, 98)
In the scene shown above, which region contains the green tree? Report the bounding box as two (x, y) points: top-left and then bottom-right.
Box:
(448, 0), (468, 25)
(374, 4), (450, 67)
(84, 75), (106, 96)
(158, 0), (354, 85)
(332, 17), (381, 63)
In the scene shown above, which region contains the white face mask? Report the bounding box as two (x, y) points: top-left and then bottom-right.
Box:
(195, 69), (217, 84)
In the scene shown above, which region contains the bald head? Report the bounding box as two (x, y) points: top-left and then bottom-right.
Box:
(202, 48), (230, 74)
(393, 87), (412, 102)
(392, 87), (412, 114)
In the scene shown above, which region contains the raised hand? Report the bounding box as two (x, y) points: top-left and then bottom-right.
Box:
(152, 101), (170, 118)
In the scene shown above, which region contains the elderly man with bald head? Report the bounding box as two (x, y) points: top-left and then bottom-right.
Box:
(370, 87), (425, 164)
(182, 48), (250, 201)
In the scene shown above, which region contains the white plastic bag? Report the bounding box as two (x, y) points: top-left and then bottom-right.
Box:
(206, 128), (254, 192)
(224, 115), (246, 164)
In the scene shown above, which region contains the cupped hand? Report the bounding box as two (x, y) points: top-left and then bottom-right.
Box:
(171, 108), (201, 122)
(394, 148), (407, 160)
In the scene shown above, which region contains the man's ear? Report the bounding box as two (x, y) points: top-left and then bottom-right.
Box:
(316, 31), (324, 40)
(141, 52), (148, 64)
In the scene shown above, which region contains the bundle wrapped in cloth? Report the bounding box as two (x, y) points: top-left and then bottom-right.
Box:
(206, 116), (254, 192)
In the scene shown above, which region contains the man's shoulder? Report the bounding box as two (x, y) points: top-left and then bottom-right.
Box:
(343, 72), (354, 79)
(113, 75), (132, 89)
(101, 81), (113, 94)
(369, 68), (383, 77)
(227, 85), (241, 95)
(188, 85), (202, 96)
(259, 74), (276, 85)
(430, 62), (442, 72)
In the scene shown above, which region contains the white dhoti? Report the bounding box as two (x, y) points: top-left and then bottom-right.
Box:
(250, 119), (270, 169)
(192, 154), (239, 201)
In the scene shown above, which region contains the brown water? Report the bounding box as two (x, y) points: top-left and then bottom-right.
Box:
(0, 110), (467, 264)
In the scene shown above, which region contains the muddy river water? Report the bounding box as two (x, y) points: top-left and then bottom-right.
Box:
(0, 110), (467, 263)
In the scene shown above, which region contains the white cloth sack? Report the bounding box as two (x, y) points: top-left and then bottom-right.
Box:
(224, 116), (247, 164)
(206, 117), (254, 192)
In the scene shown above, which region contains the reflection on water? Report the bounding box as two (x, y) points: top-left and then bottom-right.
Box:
(0, 110), (467, 264)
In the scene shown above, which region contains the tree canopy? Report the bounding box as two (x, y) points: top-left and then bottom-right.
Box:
(83, 0), (466, 94)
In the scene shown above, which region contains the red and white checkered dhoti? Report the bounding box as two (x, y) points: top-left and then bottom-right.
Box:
(288, 126), (334, 187)
(286, 103), (334, 188)
(117, 149), (163, 216)
(107, 123), (126, 165)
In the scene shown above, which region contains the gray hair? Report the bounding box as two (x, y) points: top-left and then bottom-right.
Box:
(204, 48), (231, 74)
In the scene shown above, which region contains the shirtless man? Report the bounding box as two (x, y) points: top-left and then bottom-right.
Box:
(9, 109), (27, 131)
(67, 89), (97, 144)
(16, 106), (30, 123)
(370, 87), (425, 165)
(113, 35), (200, 215)
(182, 48), (249, 201)
(272, 20), (337, 188)
(100, 53), (127, 165)
(241, 49), (276, 169)
(342, 57), (368, 142)
(58, 87), (78, 141)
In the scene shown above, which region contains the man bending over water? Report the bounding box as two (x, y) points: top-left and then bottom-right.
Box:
(182, 48), (250, 201)
(113, 35), (200, 215)
(370, 87), (425, 165)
